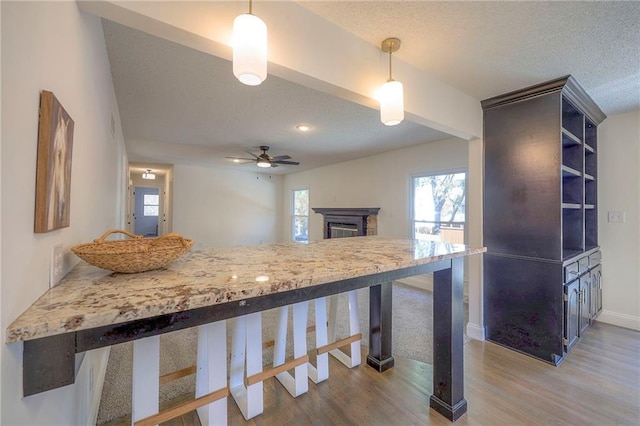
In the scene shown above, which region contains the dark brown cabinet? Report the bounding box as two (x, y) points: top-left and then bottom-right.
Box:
(564, 280), (580, 352)
(482, 76), (606, 364)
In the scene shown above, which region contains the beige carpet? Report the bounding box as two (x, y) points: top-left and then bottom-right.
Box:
(96, 282), (469, 424)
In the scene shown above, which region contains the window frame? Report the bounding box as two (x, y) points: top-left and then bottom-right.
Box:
(143, 193), (160, 217)
(291, 188), (309, 242)
(409, 169), (467, 243)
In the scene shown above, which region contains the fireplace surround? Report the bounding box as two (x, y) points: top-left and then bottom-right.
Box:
(311, 207), (380, 239)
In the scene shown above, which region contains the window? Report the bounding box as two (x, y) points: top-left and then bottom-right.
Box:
(292, 189), (309, 242)
(411, 172), (466, 244)
(143, 194), (159, 217)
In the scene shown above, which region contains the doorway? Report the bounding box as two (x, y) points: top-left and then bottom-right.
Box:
(134, 186), (160, 236)
(127, 163), (173, 236)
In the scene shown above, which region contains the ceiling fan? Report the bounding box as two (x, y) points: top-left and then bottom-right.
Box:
(226, 145), (300, 168)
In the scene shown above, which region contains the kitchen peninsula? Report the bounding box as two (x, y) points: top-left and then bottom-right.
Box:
(7, 236), (485, 422)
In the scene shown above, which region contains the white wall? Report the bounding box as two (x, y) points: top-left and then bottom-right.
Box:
(598, 109), (640, 330)
(172, 164), (283, 248)
(282, 137), (468, 241)
(1, 2), (125, 424)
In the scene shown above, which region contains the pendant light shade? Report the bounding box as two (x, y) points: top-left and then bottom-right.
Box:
(379, 80), (404, 126)
(233, 10), (267, 86)
(379, 37), (404, 126)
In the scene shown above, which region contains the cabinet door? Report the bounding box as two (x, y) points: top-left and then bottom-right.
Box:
(591, 266), (603, 318)
(579, 276), (591, 335)
(564, 281), (580, 352)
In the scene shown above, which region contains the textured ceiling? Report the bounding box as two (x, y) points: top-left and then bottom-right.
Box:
(102, 20), (449, 174)
(104, 1), (639, 175)
(302, 1), (640, 115)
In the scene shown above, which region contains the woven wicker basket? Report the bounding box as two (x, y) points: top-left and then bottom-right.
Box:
(71, 229), (194, 273)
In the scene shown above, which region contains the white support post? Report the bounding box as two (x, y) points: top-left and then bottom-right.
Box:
(132, 335), (160, 425)
(308, 297), (329, 383)
(196, 321), (228, 426)
(273, 301), (309, 397)
(230, 312), (263, 420)
(328, 290), (362, 368)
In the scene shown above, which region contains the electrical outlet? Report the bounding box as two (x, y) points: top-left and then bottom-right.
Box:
(50, 243), (64, 288)
(608, 211), (625, 223)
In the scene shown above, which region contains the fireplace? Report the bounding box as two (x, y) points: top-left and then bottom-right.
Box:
(311, 207), (380, 239)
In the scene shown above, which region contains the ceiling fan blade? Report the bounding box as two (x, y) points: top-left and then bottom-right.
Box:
(273, 160), (300, 165)
(225, 156), (256, 161)
(271, 155), (291, 161)
(245, 151), (259, 159)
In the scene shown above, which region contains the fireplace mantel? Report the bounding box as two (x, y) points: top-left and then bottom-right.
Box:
(311, 207), (380, 217)
(312, 207), (380, 239)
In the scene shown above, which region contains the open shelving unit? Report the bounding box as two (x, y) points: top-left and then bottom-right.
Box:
(560, 98), (600, 259)
(482, 75), (606, 365)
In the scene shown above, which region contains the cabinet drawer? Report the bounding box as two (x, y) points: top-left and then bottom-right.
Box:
(578, 256), (589, 272)
(589, 251), (602, 267)
(564, 261), (580, 282)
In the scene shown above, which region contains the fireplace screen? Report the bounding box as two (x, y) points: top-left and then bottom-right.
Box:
(329, 223), (359, 239)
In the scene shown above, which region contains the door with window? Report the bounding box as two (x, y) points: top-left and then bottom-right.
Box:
(411, 172), (466, 243)
(134, 186), (160, 237)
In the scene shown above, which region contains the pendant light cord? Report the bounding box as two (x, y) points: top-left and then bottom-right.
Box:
(249, 0), (253, 14)
(388, 47), (393, 82)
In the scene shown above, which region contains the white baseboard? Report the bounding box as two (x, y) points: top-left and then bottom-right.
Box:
(89, 347), (111, 426)
(596, 310), (640, 331)
(466, 323), (485, 341)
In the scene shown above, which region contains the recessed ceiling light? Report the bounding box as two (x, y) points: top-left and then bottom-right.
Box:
(296, 124), (311, 132)
(232, 159), (241, 163)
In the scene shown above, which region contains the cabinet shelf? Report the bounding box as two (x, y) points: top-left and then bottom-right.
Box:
(585, 144), (595, 154)
(584, 173), (595, 181)
(585, 204), (595, 209)
(562, 128), (582, 146)
(562, 165), (581, 178)
(562, 203), (582, 209)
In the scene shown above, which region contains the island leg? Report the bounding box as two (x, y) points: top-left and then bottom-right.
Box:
(430, 257), (467, 421)
(23, 333), (75, 396)
(367, 281), (394, 372)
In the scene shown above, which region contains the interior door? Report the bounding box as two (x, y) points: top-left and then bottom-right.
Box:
(134, 186), (160, 236)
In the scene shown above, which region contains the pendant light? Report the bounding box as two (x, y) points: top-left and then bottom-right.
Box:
(379, 38), (404, 126)
(233, 0), (267, 86)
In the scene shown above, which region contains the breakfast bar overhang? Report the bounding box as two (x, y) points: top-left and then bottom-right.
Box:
(7, 237), (485, 422)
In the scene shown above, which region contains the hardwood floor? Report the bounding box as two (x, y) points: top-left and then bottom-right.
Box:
(103, 322), (639, 425)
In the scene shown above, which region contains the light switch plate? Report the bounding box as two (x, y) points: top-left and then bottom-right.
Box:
(50, 243), (64, 288)
(608, 211), (625, 223)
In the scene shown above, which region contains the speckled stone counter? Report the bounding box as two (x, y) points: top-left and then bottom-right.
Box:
(7, 237), (484, 343)
(7, 236), (485, 420)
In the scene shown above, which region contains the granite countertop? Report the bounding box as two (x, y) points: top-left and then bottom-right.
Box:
(6, 236), (485, 344)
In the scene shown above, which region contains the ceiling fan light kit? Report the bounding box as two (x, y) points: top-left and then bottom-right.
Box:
(233, 0), (267, 86)
(379, 37), (404, 126)
(256, 158), (271, 168)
